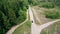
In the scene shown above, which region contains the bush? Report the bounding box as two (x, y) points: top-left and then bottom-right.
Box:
(39, 2), (55, 8)
(45, 10), (60, 19)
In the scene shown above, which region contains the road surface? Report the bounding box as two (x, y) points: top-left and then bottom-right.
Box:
(29, 6), (60, 34)
(29, 6), (39, 34)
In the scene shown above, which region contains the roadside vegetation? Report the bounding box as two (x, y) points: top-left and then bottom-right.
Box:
(39, 2), (55, 8)
(12, 20), (31, 34)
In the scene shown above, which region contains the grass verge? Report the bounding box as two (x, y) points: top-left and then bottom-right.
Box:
(12, 20), (31, 34)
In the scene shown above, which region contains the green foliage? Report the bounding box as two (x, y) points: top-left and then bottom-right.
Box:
(45, 10), (60, 19)
(32, 0), (60, 8)
(12, 20), (31, 34)
(48, 0), (60, 6)
(39, 2), (55, 8)
(15, 9), (26, 24)
(40, 30), (46, 34)
(26, 20), (31, 27)
(0, 0), (29, 34)
(28, 0), (33, 5)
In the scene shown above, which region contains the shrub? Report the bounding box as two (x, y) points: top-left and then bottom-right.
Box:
(40, 2), (55, 8)
(45, 10), (60, 19)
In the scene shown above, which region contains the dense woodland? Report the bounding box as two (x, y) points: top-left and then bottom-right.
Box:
(0, 0), (60, 34)
(0, 0), (29, 34)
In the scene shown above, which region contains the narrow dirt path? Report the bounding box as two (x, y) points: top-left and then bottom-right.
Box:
(6, 10), (28, 34)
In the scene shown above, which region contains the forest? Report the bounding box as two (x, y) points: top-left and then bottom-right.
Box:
(0, 0), (29, 34)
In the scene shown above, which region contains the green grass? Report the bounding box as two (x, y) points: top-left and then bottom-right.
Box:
(41, 21), (60, 34)
(12, 20), (31, 34)
(41, 30), (46, 34)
